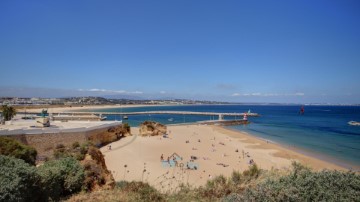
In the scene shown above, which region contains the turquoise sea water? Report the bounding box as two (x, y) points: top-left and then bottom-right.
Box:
(82, 105), (360, 169)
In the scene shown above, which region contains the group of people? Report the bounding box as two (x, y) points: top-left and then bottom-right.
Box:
(160, 154), (179, 167)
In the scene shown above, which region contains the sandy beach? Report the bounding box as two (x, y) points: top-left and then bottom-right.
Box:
(101, 124), (345, 192)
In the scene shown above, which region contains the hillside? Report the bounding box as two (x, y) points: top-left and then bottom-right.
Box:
(66, 162), (360, 202)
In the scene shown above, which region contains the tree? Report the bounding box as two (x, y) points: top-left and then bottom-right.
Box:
(1, 105), (16, 121)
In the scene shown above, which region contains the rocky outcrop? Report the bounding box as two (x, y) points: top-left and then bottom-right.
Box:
(139, 121), (167, 136)
(82, 146), (115, 192)
(87, 124), (131, 147)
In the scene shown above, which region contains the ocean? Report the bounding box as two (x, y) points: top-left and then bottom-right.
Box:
(82, 105), (360, 169)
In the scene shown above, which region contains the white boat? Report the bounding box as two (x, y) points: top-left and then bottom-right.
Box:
(348, 121), (360, 126)
(168, 118), (174, 122)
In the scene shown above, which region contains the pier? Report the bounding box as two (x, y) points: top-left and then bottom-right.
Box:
(20, 111), (259, 121)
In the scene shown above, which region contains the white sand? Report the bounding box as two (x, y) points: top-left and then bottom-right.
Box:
(101, 124), (344, 192)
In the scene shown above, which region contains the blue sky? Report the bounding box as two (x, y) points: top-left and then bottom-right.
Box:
(0, 0), (359, 103)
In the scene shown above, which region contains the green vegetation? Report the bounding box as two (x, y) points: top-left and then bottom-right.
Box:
(53, 142), (93, 161)
(66, 163), (360, 202)
(122, 123), (131, 133)
(239, 162), (360, 201)
(1, 105), (16, 121)
(38, 157), (85, 201)
(0, 138), (114, 201)
(50, 141), (114, 192)
(0, 155), (85, 202)
(0, 137), (37, 165)
(117, 181), (164, 201)
(1, 137), (359, 202)
(0, 155), (43, 202)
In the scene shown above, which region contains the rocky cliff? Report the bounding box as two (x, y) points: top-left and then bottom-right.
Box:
(82, 146), (115, 191)
(139, 121), (167, 136)
(87, 124), (131, 147)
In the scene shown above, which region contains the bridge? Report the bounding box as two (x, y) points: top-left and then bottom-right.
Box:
(26, 111), (260, 121)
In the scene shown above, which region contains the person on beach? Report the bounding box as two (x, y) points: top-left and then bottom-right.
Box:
(161, 154), (164, 161)
(108, 145), (112, 150)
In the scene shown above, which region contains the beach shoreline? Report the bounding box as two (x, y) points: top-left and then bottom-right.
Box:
(14, 103), (359, 171)
(101, 123), (348, 191)
(215, 126), (358, 171)
(223, 126), (360, 171)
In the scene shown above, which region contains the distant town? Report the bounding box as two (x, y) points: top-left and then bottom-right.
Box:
(1, 97), (359, 107)
(0, 97), (230, 106)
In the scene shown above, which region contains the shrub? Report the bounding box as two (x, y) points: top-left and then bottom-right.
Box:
(201, 175), (231, 199)
(0, 155), (43, 202)
(240, 163), (360, 201)
(83, 161), (106, 192)
(75, 153), (85, 161)
(119, 181), (164, 201)
(38, 157), (85, 201)
(116, 180), (128, 189)
(122, 123), (131, 133)
(243, 164), (261, 181)
(55, 143), (66, 151)
(230, 170), (242, 185)
(223, 193), (242, 202)
(72, 142), (80, 149)
(0, 137), (37, 165)
(80, 144), (89, 155)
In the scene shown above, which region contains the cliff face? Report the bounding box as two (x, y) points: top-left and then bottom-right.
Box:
(82, 146), (115, 192)
(139, 121), (167, 136)
(87, 125), (131, 147)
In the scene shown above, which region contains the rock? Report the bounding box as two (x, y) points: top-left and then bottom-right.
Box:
(139, 121), (167, 136)
(82, 146), (115, 191)
(88, 125), (131, 147)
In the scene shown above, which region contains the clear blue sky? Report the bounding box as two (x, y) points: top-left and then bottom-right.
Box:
(0, 0), (359, 103)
